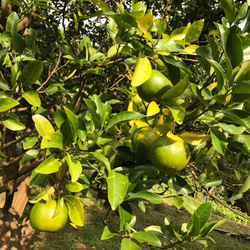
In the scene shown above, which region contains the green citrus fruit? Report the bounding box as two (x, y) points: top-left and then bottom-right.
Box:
(150, 133), (190, 173)
(103, 141), (124, 166)
(30, 199), (68, 232)
(136, 70), (173, 102)
(132, 126), (160, 159)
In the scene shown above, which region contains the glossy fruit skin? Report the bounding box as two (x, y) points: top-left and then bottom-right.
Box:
(132, 126), (160, 159)
(150, 135), (190, 173)
(136, 70), (173, 102)
(30, 199), (68, 232)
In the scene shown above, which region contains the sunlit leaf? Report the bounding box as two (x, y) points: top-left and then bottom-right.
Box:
(131, 54), (152, 87)
(64, 195), (84, 227)
(35, 155), (60, 174)
(107, 170), (128, 210)
(0, 98), (19, 112)
(32, 114), (54, 137)
(147, 101), (160, 116)
(22, 91), (41, 107)
(180, 132), (210, 145)
(1, 116), (26, 131)
(132, 231), (161, 247)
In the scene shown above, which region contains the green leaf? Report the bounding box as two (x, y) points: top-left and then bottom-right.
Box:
(107, 111), (145, 129)
(0, 150), (7, 159)
(0, 77), (10, 90)
(127, 191), (164, 204)
(101, 101), (111, 129)
(155, 18), (166, 38)
(200, 219), (227, 237)
(18, 60), (43, 86)
(84, 98), (101, 130)
(147, 101), (160, 116)
(167, 105), (185, 125)
(64, 195), (84, 227)
(29, 187), (55, 203)
(6, 12), (19, 32)
(205, 177), (223, 188)
(101, 225), (118, 240)
(161, 75), (189, 100)
(234, 60), (250, 83)
(119, 201), (133, 231)
(195, 202), (212, 228)
(41, 131), (64, 150)
(0, 98), (19, 112)
(35, 155), (60, 174)
(121, 238), (141, 250)
(32, 114), (54, 137)
(237, 170), (250, 194)
(132, 231), (161, 247)
(1, 116), (26, 131)
(64, 106), (78, 139)
(20, 149), (39, 164)
(224, 26), (243, 69)
(131, 55), (152, 87)
(65, 153), (82, 182)
(107, 170), (128, 210)
(89, 151), (111, 174)
(222, 109), (250, 130)
(65, 181), (87, 192)
(187, 212), (200, 236)
(210, 127), (228, 155)
(206, 59), (225, 92)
(167, 175), (192, 195)
(22, 91), (41, 107)
(155, 38), (184, 53)
(219, 0), (235, 24)
(185, 19), (204, 44)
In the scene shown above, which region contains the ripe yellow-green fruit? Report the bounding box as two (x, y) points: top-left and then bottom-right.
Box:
(30, 199), (68, 232)
(136, 70), (173, 102)
(132, 126), (160, 159)
(150, 133), (190, 173)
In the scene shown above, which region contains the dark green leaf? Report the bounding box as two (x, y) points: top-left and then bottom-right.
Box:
(210, 127), (228, 155)
(18, 60), (43, 86)
(119, 201), (133, 231)
(161, 75), (189, 100)
(196, 202), (212, 228)
(219, 0), (235, 24)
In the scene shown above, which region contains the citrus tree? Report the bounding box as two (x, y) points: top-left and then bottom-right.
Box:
(1, 0), (250, 249)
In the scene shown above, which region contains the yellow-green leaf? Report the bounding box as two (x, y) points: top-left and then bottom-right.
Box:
(147, 101), (160, 116)
(180, 132), (210, 145)
(131, 54), (152, 87)
(32, 114), (54, 137)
